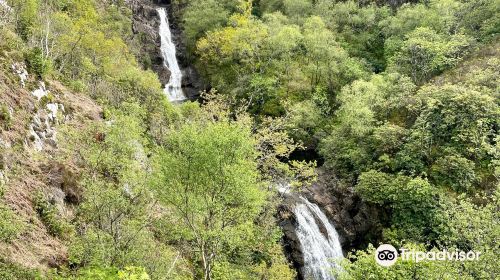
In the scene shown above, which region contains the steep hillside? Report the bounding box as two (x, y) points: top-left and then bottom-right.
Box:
(0, 31), (102, 270)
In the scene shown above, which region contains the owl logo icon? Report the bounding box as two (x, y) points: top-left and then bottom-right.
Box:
(375, 244), (398, 266)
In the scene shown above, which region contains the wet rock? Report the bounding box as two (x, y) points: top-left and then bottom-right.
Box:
(127, 0), (167, 81)
(278, 168), (384, 279)
(301, 168), (383, 251)
(277, 194), (305, 279)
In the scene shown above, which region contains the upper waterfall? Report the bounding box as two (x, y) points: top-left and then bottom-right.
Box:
(294, 196), (343, 280)
(157, 8), (186, 102)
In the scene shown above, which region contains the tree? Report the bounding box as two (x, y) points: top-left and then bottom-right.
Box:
(431, 155), (476, 193)
(283, 0), (312, 23)
(182, 0), (229, 51)
(434, 191), (500, 278)
(152, 119), (265, 280)
(60, 105), (189, 279)
(357, 171), (438, 242)
(314, 0), (391, 72)
(388, 27), (472, 84)
(302, 16), (367, 94)
(399, 84), (498, 181)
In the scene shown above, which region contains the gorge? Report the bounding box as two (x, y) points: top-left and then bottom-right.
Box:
(1, 0), (496, 279)
(153, 5), (345, 279)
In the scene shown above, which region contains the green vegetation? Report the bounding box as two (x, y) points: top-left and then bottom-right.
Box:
(179, 0), (499, 278)
(0, 170), (25, 243)
(0, 0), (498, 279)
(0, 104), (11, 130)
(34, 191), (72, 238)
(0, 258), (41, 280)
(0, 204), (25, 242)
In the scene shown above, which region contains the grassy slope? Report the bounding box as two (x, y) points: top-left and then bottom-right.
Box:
(0, 30), (102, 270)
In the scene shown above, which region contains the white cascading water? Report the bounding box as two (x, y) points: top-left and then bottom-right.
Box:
(157, 8), (186, 102)
(294, 197), (343, 280)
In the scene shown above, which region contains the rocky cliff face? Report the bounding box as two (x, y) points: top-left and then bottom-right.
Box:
(278, 168), (384, 279)
(127, 0), (203, 100)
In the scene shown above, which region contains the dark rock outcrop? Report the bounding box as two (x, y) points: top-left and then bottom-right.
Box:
(278, 195), (305, 278)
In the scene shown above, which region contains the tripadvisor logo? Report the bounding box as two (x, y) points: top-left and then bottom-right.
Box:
(375, 244), (398, 267)
(375, 244), (481, 267)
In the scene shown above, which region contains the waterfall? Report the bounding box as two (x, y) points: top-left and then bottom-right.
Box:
(294, 197), (343, 280)
(157, 8), (186, 102)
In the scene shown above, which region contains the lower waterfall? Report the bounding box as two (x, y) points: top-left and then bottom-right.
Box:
(294, 197), (343, 280)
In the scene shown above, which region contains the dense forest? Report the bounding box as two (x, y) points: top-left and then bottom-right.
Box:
(0, 0), (498, 279)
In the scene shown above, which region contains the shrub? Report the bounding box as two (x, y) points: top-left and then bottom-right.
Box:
(26, 47), (52, 78)
(0, 104), (12, 130)
(0, 204), (25, 242)
(431, 155), (477, 193)
(33, 192), (72, 238)
(0, 258), (41, 280)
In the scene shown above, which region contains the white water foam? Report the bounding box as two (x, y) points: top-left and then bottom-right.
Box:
(157, 8), (186, 102)
(294, 196), (343, 280)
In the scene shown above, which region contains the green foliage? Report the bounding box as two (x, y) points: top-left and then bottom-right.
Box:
(357, 171), (439, 242)
(117, 267), (150, 280)
(182, 0), (230, 50)
(400, 84), (498, 180)
(152, 117), (265, 279)
(283, 0), (312, 23)
(2, 0), (498, 278)
(339, 191), (500, 279)
(26, 47), (52, 78)
(456, 0), (500, 40)
(0, 104), (12, 130)
(33, 191), (72, 238)
(59, 106), (189, 279)
(68, 267), (119, 280)
(434, 192), (500, 278)
(314, 0), (391, 71)
(149, 96), (300, 279)
(0, 204), (25, 242)
(338, 243), (490, 280)
(51, 266), (151, 280)
(196, 8), (367, 115)
(388, 27), (473, 84)
(320, 73), (416, 181)
(0, 258), (41, 280)
(285, 100), (323, 147)
(11, 0), (39, 40)
(431, 155), (476, 193)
